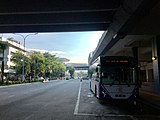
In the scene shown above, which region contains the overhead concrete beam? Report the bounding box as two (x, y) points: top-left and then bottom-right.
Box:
(89, 0), (159, 65)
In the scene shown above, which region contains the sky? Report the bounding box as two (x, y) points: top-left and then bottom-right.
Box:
(1, 31), (104, 64)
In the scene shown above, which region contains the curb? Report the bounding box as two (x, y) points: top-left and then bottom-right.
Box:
(0, 83), (32, 89)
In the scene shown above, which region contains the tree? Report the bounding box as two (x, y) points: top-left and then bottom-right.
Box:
(0, 41), (9, 84)
(68, 65), (75, 78)
(43, 52), (66, 78)
(88, 66), (95, 79)
(43, 52), (57, 78)
(30, 51), (45, 79)
(59, 63), (66, 77)
(11, 51), (31, 80)
(11, 51), (67, 81)
(43, 52), (57, 60)
(11, 51), (24, 74)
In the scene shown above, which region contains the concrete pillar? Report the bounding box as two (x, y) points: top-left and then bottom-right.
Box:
(132, 47), (139, 65)
(132, 47), (139, 84)
(152, 36), (160, 93)
(146, 68), (149, 82)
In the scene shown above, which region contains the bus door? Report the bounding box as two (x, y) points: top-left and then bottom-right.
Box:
(90, 66), (100, 97)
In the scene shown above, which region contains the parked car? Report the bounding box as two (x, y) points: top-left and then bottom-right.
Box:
(82, 76), (89, 80)
(38, 77), (45, 82)
(65, 76), (70, 80)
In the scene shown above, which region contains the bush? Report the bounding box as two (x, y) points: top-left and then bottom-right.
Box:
(12, 80), (22, 84)
(5, 80), (12, 85)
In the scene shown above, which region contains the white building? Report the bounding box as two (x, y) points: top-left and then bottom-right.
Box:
(0, 37), (25, 73)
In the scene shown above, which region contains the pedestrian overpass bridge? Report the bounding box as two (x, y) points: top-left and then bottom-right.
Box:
(74, 66), (89, 70)
(66, 63), (88, 71)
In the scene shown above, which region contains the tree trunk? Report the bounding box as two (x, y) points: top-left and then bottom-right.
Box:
(1, 49), (4, 84)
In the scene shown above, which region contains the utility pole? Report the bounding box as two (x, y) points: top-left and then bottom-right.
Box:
(13, 33), (38, 81)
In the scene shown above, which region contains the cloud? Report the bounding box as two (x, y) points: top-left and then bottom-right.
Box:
(27, 48), (48, 53)
(27, 48), (66, 55)
(50, 51), (66, 54)
(27, 48), (87, 63)
(66, 56), (88, 63)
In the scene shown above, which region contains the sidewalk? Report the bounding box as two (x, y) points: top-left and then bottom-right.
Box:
(0, 82), (32, 89)
(139, 89), (160, 110)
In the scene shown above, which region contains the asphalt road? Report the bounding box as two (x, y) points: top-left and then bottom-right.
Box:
(0, 79), (159, 120)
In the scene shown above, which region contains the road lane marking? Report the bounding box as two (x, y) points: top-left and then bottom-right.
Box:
(24, 114), (33, 120)
(75, 113), (136, 120)
(73, 81), (136, 120)
(74, 82), (82, 115)
(8, 95), (15, 98)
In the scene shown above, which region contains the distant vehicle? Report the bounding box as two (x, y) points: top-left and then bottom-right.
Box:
(88, 56), (139, 104)
(38, 77), (45, 82)
(65, 76), (70, 80)
(82, 76), (89, 80)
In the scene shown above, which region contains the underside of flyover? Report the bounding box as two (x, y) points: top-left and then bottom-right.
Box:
(0, 0), (160, 94)
(0, 0), (121, 33)
(88, 0), (160, 94)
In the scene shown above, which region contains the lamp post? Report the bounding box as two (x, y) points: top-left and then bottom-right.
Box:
(13, 33), (38, 81)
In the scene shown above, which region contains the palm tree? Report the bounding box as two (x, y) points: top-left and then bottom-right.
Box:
(0, 41), (9, 84)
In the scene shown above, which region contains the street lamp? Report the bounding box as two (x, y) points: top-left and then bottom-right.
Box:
(13, 33), (38, 81)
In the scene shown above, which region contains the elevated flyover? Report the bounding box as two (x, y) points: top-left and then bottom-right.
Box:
(88, 0), (160, 64)
(74, 66), (89, 71)
(88, 0), (160, 96)
(0, 0), (121, 33)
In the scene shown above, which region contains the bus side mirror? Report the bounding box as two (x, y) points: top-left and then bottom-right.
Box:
(96, 67), (98, 72)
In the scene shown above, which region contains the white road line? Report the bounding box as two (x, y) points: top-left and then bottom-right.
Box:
(8, 95), (15, 98)
(74, 82), (82, 115)
(75, 113), (97, 116)
(73, 81), (135, 120)
(24, 114), (33, 120)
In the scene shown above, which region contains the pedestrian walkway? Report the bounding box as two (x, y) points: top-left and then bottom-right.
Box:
(139, 88), (160, 110)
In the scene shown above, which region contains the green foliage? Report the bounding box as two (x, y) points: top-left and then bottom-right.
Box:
(88, 66), (95, 79)
(0, 41), (9, 84)
(0, 41), (9, 50)
(11, 51), (25, 74)
(5, 80), (12, 85)
(11, 51), (66, 81)
(68, 65), (75, 78)
(30, 51), (45, 77)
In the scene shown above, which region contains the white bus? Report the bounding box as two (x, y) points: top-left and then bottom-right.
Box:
(89, 56), (139, 103)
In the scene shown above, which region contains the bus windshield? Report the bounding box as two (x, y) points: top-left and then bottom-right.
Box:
(101, 65), (137, 85)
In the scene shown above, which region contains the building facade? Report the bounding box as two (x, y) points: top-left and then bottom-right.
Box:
(0, 37), (25, 74)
